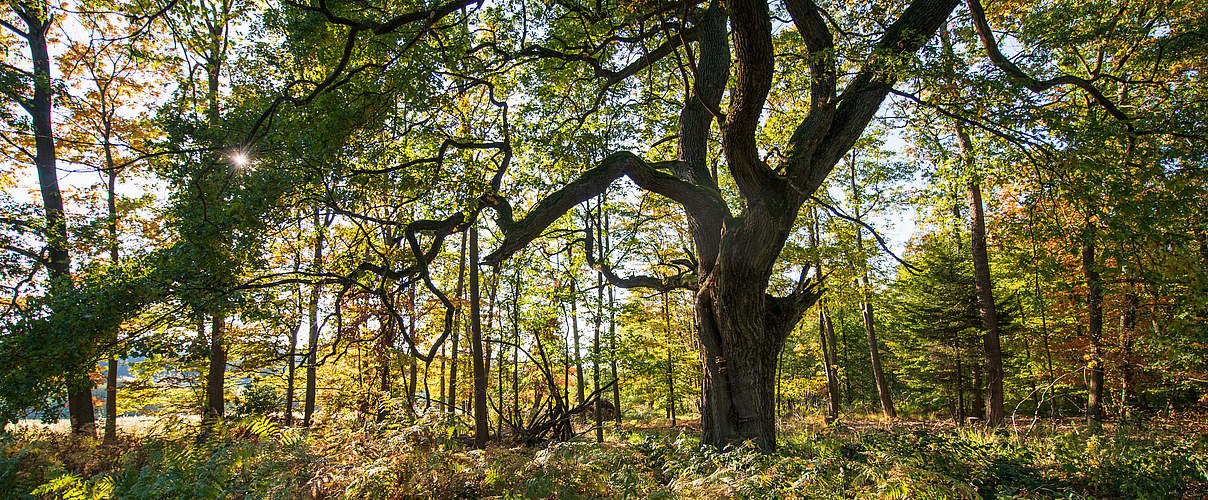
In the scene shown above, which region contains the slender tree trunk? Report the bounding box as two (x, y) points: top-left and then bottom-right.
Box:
(775, 343), (783, 417)
(470, 223), (490, 447)
(820, 304), (840, 422)
(823, 310), (839, 408)
(954, 351), (965, 425)
(609, 283), (621, 424)
(809, 210), (840, 422)
(663, 293), (675, 426)
(1083, 216), (1105, 428)
(303, 212), (326, 427)
(379, 318), (393, 395)
(377, 314), (394, 421)
(439, 345), (446, 412)
(496, 288), (507, 439)
(593, 200), (604, 442)
(204, 315), (227, 421)
(848, 158), (895, 419)
(199, 17), (229, 430)
(511, 273), (520, 433)
(1119, 273), (1138, 415)
(406, 287), (418, 415)
(1030, 215), (1056, 390)
(571, 276), (585, 406)
(103, 151), (119, 444)
(605, 209), (621, 425)
(562, 303), (571, 417)
(485, 268), (498, 387)
(285, 319), (300, 426)
(839, 310), (852, 403)
(449, 231), (466, 414)
(956, 127), (1006, 426)
(971, 365), (984, 420)
(860, 287), (895, 419)
(285, 266), (303, 425)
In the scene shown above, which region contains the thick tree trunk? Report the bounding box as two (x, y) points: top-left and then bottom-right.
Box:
(20, 8), (95, 436)
(204, 315), (227, 421)
(698, 292), (790, 451)
(469, 224), (490, 447)
(697, 231), (813, 451)
(481, 0), (958, 452)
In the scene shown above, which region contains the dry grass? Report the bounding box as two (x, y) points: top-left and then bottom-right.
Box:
(3, 415), (198, 437)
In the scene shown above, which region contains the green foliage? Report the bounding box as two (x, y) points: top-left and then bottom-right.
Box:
(30, 473), (113, 500)
(233, 378), (282, 418)
(0, 257), (160, 423)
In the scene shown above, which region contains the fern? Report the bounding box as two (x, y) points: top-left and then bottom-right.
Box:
(32, 473), (113, 500)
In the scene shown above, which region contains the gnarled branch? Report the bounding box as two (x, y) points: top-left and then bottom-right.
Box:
(584, 223), (696, 291)
(966, 0), (1130, 123)
(483, 151), (726, 266)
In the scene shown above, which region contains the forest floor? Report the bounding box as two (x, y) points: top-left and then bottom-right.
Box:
(2, 412), (1206, 499)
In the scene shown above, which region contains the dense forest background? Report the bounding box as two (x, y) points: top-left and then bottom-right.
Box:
(1, 0), (1207, 496)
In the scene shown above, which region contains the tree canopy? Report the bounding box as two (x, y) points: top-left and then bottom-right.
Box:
(1, 0), (1205, 458)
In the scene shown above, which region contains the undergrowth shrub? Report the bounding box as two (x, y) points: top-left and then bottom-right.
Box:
(3, 416), (1205, 498)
